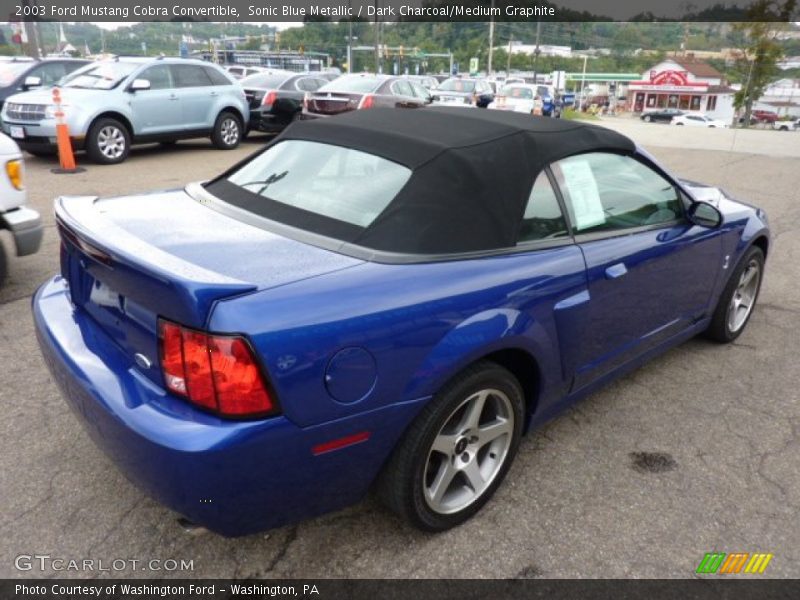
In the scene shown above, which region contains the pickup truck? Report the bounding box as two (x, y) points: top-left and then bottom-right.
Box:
(774, 118), (799, 131)
(0, 132), (43, 284)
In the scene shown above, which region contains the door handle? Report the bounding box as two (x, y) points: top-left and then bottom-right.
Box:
(210, 91), (218, 96)
(604, 263), (628, 279)
(169, 94), (178, 101)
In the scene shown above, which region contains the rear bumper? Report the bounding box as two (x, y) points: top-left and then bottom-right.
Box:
(1, 206), (43, 256)
(33, 276), (426, 536)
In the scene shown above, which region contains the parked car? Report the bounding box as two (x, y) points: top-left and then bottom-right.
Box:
(0, 57), (90, 116)
(489, 84), (539, 113)
(672, 113), (728, 128)
(242, 70), (328, 133)
(432, 77), (494, 108)
(0, 57), (249, 164)
(751, 109), (778, 123)
(0, 133), (42, 284)
(304, 73), (427, 117)
(774, 118), (799, 131)
(0, 57), (89, 113)
(641, 108), (685, 123)
(34, 107), (769, 536)
(535, 84), (557, 116)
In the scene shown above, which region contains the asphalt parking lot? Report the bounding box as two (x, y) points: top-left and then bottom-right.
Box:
(1, 124), (799, 579)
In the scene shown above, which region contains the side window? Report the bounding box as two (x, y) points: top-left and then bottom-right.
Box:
(139, 65), (173, 90)
(519, 171), (569, 242)
(30, 62), (67, 85)
(171, 65), (213, 88)
(204, 66), (232, 86)
(553, 152), (682, 234)
(392, 80), (414, 97)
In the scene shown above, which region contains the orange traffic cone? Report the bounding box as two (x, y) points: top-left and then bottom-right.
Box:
(50, 87), (85, 174)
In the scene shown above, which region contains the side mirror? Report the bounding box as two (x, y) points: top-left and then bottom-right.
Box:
(129, 79), (151, 92)
(688, 201), (723, 228)
(23, 76), (42, 90)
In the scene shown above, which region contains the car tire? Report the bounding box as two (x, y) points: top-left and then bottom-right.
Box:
(705, 246), (765, 343)
(377, 361), (525, 532)
(86, 118), (130, 165)
(644, 115), (652, 122)
(211, 111), (242, 150)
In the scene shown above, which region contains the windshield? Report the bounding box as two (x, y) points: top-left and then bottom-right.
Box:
(224, 140), (411, 228)
(439, 79), (475, 93)
(241, 72), (291, 88)
(62, 62), (138, 90)
(0, 63), (30, 87)
(320, 76), (383, 94)
(502, 86), (533, 99)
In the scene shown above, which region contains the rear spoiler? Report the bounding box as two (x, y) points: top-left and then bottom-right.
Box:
(55, 195), (256, 329)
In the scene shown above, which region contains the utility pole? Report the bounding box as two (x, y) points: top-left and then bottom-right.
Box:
(487, 0), (495, 75)
(532, 19), (542, 83)
(506, 36), (512, 74)
(374, 0), (380, 73)
(347, 0), (353, 74)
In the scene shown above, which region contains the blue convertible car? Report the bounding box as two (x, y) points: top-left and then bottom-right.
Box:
(34, 108), (769, 535)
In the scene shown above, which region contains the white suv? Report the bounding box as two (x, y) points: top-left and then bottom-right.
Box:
(0, 133), (42, 284)
(1, 57), (249, 164)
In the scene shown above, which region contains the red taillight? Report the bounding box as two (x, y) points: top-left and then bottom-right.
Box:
(262, 90), (277, 106)
(359, 94), (375, 109)
(158, 319), (277, 418)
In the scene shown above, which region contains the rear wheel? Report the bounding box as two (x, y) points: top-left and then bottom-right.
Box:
(705, 246), (764, 343)
(86, 118), (130, 164)
(377, 361), (524, 531)
(211, 111), (242, 150)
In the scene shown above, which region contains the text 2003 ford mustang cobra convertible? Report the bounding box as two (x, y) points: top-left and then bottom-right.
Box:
(34, 108), (769, 535)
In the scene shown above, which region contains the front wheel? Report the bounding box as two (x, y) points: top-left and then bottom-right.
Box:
(86, 118), (130, 164)
(705, 246), (764, 343)
(377, 361), (524, 531)
(211, 111), (242, 150)
(644, 115), (652, 122)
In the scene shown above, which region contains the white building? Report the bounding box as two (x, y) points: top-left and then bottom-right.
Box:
(628, 56), (736, 122)
(497, 42), (572, 58)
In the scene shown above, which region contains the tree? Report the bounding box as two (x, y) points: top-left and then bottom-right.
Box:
(732, 0), (797, 127)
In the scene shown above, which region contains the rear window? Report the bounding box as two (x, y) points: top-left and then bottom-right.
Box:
(222, 141), (411, 228)
(241, 72), (291, 88)
(439, 79), (475, 93)
(503, 86), (533, 99)
(320, 76), (383, 94)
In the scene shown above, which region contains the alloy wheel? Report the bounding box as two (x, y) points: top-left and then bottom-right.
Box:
(423, 388), (514, 514)
(727, 259), (760, 333)
(221, 118), (239, 146)
(97, 126), (126, 159)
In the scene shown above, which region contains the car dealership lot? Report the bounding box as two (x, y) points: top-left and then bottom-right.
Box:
(1, 129), (799, 578)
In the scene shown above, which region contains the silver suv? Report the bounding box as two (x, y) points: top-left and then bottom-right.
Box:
(0, 57), (249, 164)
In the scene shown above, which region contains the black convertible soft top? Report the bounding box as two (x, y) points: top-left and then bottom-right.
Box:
(213, 107), (636, 256)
